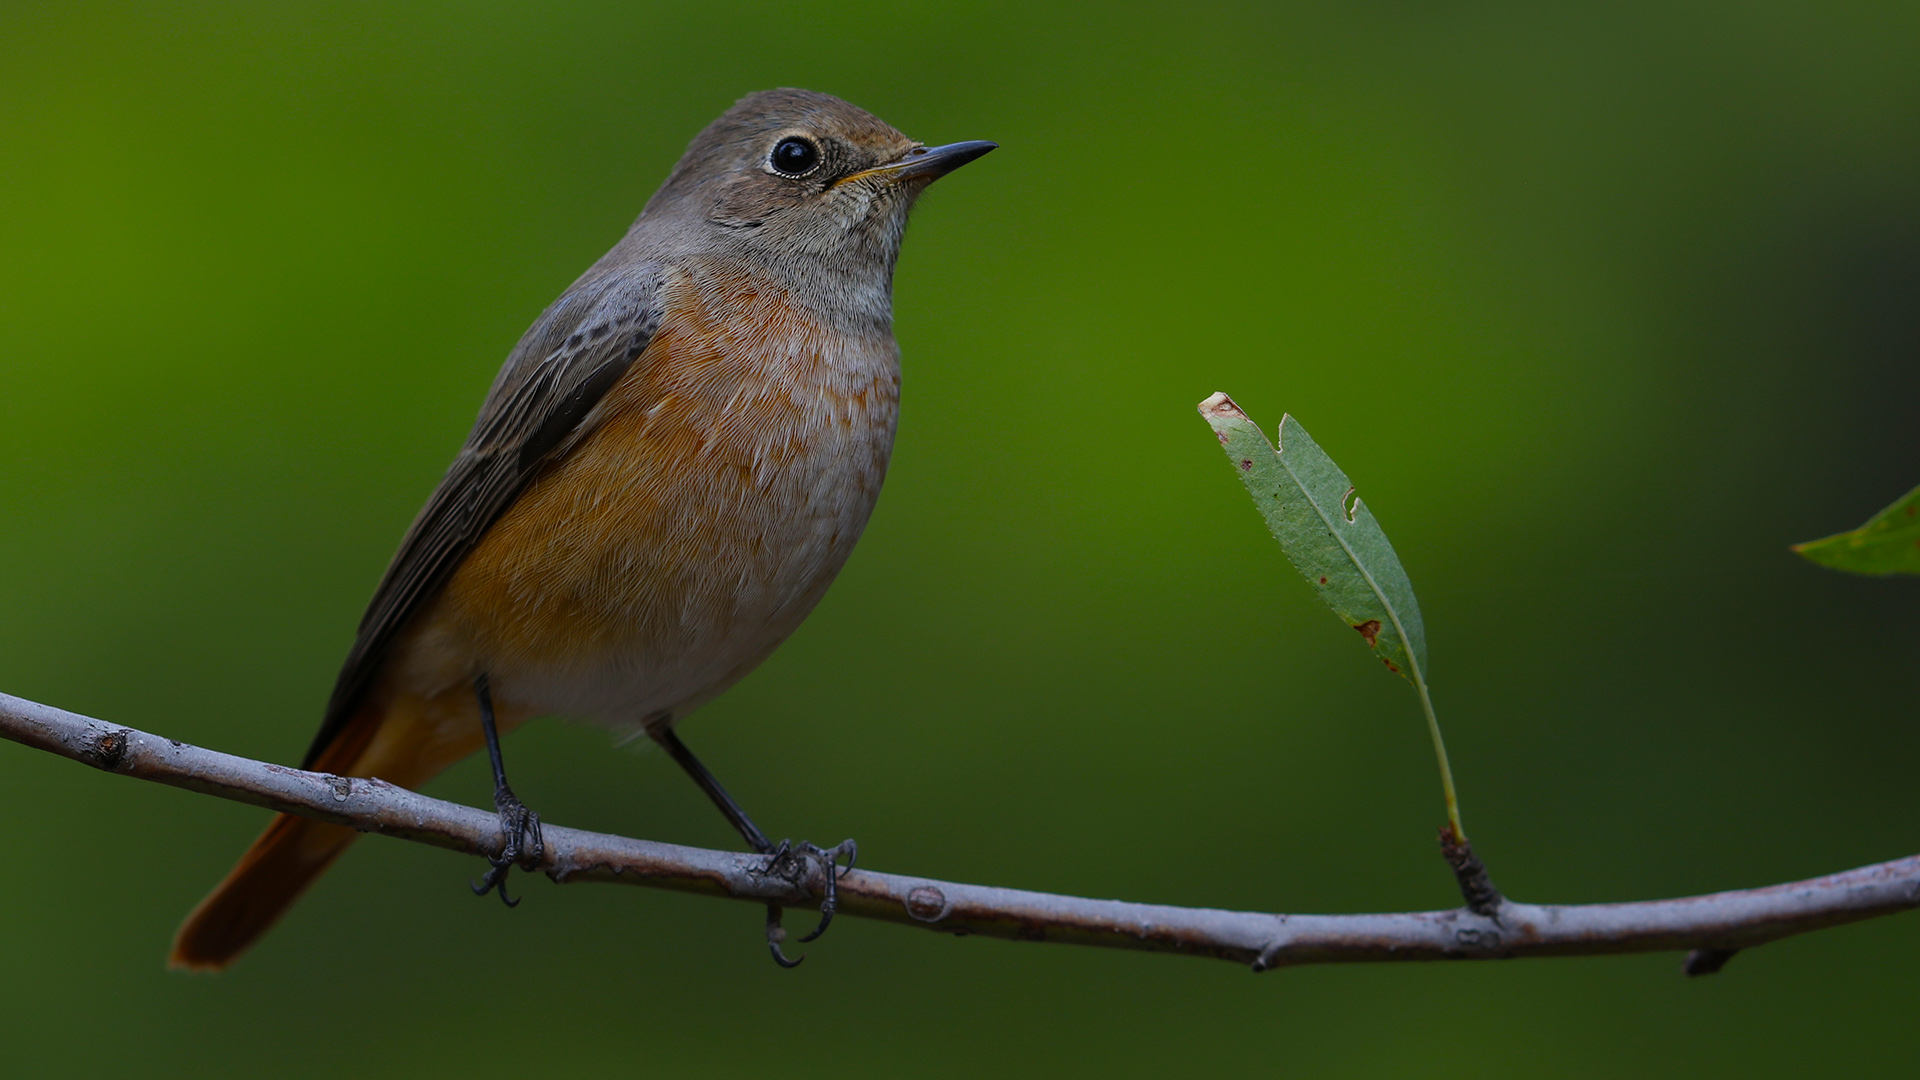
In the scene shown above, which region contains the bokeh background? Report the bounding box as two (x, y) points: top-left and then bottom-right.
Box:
(3, 2), (1917, 1076)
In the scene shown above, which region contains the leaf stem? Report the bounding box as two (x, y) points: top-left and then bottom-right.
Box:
(1412, 668), (1463, 842)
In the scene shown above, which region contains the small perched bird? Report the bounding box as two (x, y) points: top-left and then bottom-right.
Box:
(170, 89), (994, 970)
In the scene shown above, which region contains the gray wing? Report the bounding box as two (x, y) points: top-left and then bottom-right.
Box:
(303, 263), (664, 768)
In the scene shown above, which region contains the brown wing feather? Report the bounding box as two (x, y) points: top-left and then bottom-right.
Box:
(302, 264), (663, 768)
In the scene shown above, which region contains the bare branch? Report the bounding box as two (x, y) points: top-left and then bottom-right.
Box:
(4, 689), (1915, 972)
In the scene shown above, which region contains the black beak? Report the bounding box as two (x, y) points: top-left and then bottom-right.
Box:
(877, 140), (998, 183)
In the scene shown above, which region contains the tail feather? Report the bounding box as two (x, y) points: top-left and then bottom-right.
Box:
(171, 680), (514, 968)
(169, 686), (493, 971)
(168, 813), (359, 971)
(169, 689), (393, 972)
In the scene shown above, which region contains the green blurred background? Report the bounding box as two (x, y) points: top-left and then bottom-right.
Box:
(3, 1), (1916, 1075)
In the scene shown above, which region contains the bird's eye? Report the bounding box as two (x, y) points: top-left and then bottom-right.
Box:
(769, 137), (822, 178)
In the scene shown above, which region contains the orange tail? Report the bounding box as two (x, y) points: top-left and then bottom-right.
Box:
(169, 686), (501, 971)
(168, 810), (362, 971)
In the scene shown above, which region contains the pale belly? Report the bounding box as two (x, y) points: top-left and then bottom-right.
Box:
(392, 274), (901, 732)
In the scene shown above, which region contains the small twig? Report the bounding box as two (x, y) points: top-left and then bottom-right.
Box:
(3, 689), (1916, 973)
(1682, 946), (1741, 977)
(1439, 827), (1504, 916)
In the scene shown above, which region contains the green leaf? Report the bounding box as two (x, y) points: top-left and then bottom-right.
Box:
(1198, 392), (1463, 841)
(1197, 392), (1427, 681)
(1793, 484), (1920, 576)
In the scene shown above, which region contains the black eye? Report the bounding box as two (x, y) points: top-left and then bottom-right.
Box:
(770, 137), (821, 177)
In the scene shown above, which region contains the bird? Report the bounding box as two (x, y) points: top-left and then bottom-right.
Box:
(169, 88), (994, 971)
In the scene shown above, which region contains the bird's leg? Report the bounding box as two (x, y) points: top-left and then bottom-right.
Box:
(470, 673), (543, 907)
(650, 724), (773, 852)
(648, 724), (855, 966)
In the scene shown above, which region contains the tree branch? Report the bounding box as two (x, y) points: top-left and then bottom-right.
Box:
(5, 689), (1915, 972)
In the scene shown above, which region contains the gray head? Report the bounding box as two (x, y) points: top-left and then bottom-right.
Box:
(619, 90), (994, 295)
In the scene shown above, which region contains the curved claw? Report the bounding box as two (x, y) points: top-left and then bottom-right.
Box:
(472, 863), (521, 907)
(795, 839), (857, 944)
(749, 838), (857, 964)
(766, 903), (804, 968)
(523, 812), (547, 866)
(472, 791), (541, 908)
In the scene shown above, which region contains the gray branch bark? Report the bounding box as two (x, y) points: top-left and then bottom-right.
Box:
(4, 689), (1915, 972)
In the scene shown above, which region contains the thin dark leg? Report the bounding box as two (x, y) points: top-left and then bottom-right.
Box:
(648, 725), (856, 966)
(470, 673), (544, 906)
(651, 726), (773, 853)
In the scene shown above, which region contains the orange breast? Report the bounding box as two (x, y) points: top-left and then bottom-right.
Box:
(391, 262), (901, 728)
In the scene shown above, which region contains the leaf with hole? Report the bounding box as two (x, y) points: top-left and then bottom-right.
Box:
(1198, 392), (1461, 840)
(1197, 392), (1426, 680)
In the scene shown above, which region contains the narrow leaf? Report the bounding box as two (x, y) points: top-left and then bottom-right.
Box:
(1198, 391), (1462, 840)
(1197, 392), (1427, 680)
(1793, 484), (1920, 576)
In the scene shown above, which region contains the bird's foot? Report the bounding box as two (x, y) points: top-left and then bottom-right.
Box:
(754, 838), (857, 967)
(471, 785), (545, 907)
